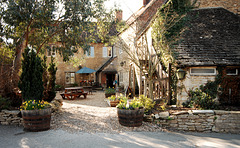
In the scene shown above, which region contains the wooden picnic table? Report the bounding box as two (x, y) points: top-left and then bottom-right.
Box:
(83, 86), (93, 94)
(60, 87), (87, 100)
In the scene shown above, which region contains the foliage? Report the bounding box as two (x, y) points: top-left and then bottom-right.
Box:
(105, 87), (116, 94)
(0, 96), (11, 111)
(117, 97), (143, 110)
(18, 48), (44, 102)
(55, 84), (63, 91)
(45, 56), (57, 102)
(138, 95), (155, 113)
(151, 0), (197, 101)
(183, 88), (219, 109)
(72, 83), (78, 87)
(20, 100), (50, 110)
(108, 95), (117, 101)
(0, 45), (14, 65)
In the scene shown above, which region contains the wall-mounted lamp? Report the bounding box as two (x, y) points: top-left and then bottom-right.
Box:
(120, 61), (126, 67)
(177, 68), (186, 80)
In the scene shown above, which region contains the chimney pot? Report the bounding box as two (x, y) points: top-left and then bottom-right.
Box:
(143, 0), (150, 6)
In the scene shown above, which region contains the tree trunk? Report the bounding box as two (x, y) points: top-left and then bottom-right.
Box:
(149, 79), (154, 100)
(11, 41), (25, 89)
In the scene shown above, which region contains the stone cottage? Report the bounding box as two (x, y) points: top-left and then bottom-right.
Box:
(114, 0), (240, 105)
(176, 7), (240, 105)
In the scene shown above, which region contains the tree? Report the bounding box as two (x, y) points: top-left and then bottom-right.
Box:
(46, 56), (57, 102)
(0, 0), (115, 91)
(18, 48), (44, 101)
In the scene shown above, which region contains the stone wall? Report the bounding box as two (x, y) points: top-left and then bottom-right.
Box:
(154, 110), (240, 134)
(0, 110), (22, 126)
(177, 67), (216, 104)
(197, 0), (240, 15)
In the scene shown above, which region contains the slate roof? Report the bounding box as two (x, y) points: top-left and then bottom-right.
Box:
(176, 7), (240, 67)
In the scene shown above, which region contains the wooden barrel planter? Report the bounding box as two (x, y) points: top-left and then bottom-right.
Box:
(21, 108), (51, 132)
(110, 100), (120, 107)
(117, 108), (145, 127)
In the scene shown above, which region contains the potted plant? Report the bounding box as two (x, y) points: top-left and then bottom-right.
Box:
(105, 87), (116, 98)
(107, 95), (120, 107)
(116, 96), (145, 127)
(18, 48), (52, 132)
(20, 100), (51, 132)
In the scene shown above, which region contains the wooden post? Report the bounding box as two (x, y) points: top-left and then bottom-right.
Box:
(168, 63), (172, 105)
(133, 68), (136, 96)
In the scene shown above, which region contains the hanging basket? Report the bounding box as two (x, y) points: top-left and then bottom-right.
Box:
(21, 108), (51, 132)
(117, 108), (145, 127)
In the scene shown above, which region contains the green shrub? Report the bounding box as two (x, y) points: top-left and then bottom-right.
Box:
(105, 87), (116, 94)
(0, 96), (11, 111)
(18, 48), (44, 102)
(138, 95), (155, 113)
(183, 88), (218, 109)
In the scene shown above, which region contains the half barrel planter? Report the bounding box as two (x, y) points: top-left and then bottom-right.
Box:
(117, 108), (145, 127)
(21, 108), (51, 132)
(110, 100), (120, 107)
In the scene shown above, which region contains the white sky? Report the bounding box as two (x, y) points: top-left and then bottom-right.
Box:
(104, 0), (143, 20)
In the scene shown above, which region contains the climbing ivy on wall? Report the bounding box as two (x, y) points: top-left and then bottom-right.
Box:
(151, 0), (197, 103)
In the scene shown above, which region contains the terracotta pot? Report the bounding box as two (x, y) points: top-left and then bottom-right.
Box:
(21, 108), (51, 132)
(117, 108), (145, 127)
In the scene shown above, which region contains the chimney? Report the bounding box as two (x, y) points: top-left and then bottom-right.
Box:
(143, 0), (151, 6)
(115, 10), (123, 22)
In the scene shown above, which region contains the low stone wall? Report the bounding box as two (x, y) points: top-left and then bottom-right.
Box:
(154, 110), (240, 134)
(0, 110), (23, 126)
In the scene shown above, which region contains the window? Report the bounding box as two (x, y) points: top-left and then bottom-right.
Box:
(86, 46), (94, 57)
(190, 68), (216, 75)
(65, 72), (75, 84)
(119, 72), (123, 82)
(103, 47), (112, 57)
(226, 68), (238, 75)
(47, 45), (56, 57)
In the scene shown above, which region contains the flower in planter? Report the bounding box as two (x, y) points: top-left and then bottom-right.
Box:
(108, 95), (117, 101)
(105, 87), (116, 94)
(20, 100), (51, 110)
(117, 96), (143, 110)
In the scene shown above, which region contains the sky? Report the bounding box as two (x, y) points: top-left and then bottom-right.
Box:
(104, 0), (143, 20)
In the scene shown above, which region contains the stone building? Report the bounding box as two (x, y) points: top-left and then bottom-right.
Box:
(114, 0), (240, 105)
(176, 7), (240, 105)
(46, 42), (115, 88)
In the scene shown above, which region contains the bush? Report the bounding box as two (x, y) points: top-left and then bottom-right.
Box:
(183, 88), (218, 109)
(0, 96), (11, 111)
(105, 87), (116, 94)
(138, 95), (155, 113)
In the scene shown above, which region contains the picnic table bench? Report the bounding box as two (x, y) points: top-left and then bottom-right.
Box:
(60, 92), (87, 100)
(60, 87), (88, 100)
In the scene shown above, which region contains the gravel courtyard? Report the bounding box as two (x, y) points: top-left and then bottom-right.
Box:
(51, 91), (163, 133)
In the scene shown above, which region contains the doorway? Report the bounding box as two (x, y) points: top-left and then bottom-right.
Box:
(106, 74), (115, 88)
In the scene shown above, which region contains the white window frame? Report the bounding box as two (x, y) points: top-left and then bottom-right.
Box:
(65, 72), (75, 84)
(226, 69), (238, 75)
(103, 47), (112, 57)
(47, 45), (56, 57)
(86, 46), (94, 57)
(190, 68), (216, 76)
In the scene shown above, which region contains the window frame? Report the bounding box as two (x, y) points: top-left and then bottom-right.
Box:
(65, 72), (75, 84)
(190, 68), (216, 76)
(226, 68), (238, 76)
(86, 46), (94, 57)
(47, 45), (56, 57)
